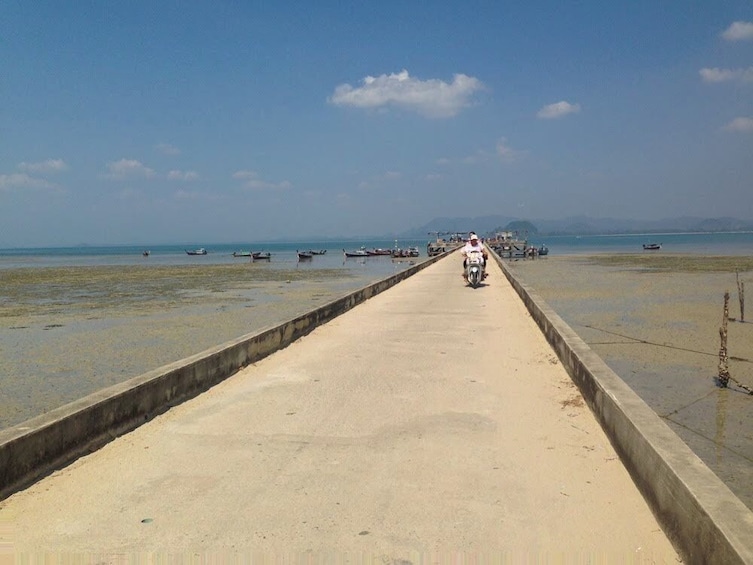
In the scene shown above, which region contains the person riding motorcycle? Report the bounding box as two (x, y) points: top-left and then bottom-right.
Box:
(460, 232), (488, 278)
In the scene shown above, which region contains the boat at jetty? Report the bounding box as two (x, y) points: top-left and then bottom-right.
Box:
(392, 247), (420, 258)
(426, 232), (466, 256)
(186, 248), (207, 255)
(488, 231), (529, 258)
(643, 243), (662, 250)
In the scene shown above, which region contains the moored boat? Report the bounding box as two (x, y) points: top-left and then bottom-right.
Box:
(186, 248), (207, 255)
(297, 250), (313, 260)
(232, 251), (253, 257)
(343, 248), (369, 257)
(366, 248), (392, 256)
(642, 243), (661, 250)
(252, 252), (271, 260)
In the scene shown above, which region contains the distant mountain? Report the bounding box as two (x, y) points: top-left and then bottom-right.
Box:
(399, 215), (518, 238)
(399, 216), (753, 237)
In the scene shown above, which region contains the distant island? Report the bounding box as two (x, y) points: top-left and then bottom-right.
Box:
(398, 215), (753, 239)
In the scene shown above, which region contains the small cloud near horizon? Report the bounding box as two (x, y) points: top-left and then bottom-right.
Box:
(155, 143), (181, 155)
(233, 170), (291, 190)
(0, 173), (58, 192)
(105, 159), (156, 179)
(18, 158), (69, 174)
(167, 170), (199, 181)
(328, 69), (484, 118)
(723, 117), (753, 132)
(462, 150), (490, 165)
(699, 67), (753, 83)
(537, 101), (581, 119)
(496, 138), (526, 162)
(722, 21), (753, 41)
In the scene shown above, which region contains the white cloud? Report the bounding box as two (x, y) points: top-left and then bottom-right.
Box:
(105, 159), (155, 179)
(155, 143), (181, 155)
(722, 21), (753, 41)
(232, 170), (257, 180)
(462, 150), (490, 165)
(167, 170), (199, 181)
(328, 69), (484, 118)
(435, 140), (523, 167)
(496, 138), (526, 162)
(537, 101), (581, 119)
(18, 158), (68, 174)
(174, 189), (202, 200)
(0, 173), (56, 191)
(233, 170), (291, 190)
(723, 117), (753, 132)
(700, 67), (753, 83)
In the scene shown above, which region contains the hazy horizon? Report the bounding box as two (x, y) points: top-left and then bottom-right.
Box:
(2, 2), (752, 247)
(5, 217), (753, 250)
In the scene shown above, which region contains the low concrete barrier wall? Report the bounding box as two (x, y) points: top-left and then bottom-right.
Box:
(0, 253), (446, 501)
(491, 249), (753, 564)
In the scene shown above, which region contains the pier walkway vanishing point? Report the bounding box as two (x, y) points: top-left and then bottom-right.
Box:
(0, 254), (688, 559)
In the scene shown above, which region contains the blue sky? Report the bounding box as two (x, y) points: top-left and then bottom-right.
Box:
(1, 1), (752, 246)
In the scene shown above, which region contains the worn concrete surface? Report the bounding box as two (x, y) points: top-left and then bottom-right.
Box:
(0, 256), (678, 560)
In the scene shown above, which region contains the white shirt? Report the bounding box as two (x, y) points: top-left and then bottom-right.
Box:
(461, 241), (484, 256)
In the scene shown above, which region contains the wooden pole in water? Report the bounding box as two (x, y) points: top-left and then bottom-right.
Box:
(736, 272), (745, 323)
(718, 292), (730, 388)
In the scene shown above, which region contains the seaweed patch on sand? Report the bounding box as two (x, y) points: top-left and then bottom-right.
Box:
(0, 264), (354, 318)
(584, 254), (753, 273)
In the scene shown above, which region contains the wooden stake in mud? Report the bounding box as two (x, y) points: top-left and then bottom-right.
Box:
(718, 291), (730, 388)
(736, 272), (745, 323)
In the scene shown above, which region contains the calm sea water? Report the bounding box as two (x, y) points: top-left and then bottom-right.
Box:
(2, 232), (752, 270)
(534, 231), (753, 256)
(0, 238), (428, 273)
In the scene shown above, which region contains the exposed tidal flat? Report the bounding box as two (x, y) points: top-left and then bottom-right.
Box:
(505, 253), (753, 511)
(0, 259), (421, 430)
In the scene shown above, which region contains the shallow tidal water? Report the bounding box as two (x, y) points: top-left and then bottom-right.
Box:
(504, 253), (753, 511)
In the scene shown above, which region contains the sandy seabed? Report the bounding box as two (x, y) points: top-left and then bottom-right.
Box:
(0, 263), (382, 430)
(505, 253), (753, 511)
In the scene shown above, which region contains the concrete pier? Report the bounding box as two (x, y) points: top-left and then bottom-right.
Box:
(1, 253), (751, 561)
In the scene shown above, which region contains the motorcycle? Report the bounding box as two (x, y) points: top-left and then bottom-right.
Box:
(465, 250), (485, 288)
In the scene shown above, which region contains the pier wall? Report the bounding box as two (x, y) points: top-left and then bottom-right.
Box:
(491, 250), (753, 564)
(0, 253), (444, 501)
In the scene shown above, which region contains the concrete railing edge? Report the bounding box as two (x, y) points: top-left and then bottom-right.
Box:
(0, 252), (447, 502)
(491, 249), (753, 564)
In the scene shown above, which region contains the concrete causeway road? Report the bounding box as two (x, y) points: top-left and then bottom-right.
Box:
(1, 255), (679, 559)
